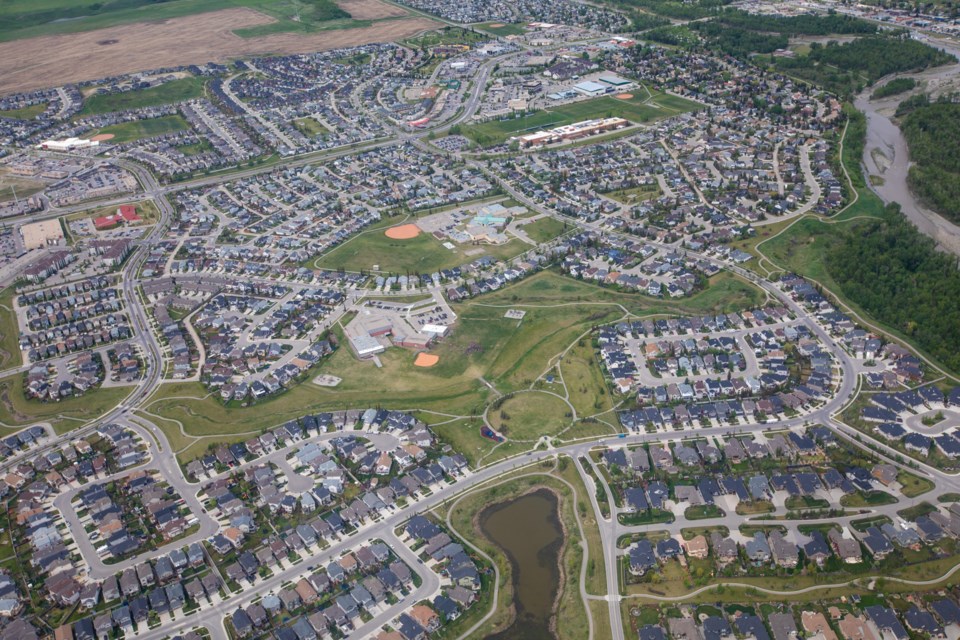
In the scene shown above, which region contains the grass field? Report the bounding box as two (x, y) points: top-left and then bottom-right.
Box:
(520, 216), (570, 243)
(292, 116), (329, 138)
(86, 114), (190, 143)
(0, 289), (21, 371)
(0, 170), (47, 203)
(0, 374), (131, 434)
(461, 91), (702, 147)
(177, 140), (214, 156)
(0, 102), (46, 119)
(79, 77), (206, 117)
(489, 391), (572, 441)
(476, 22), (527, 37)
(0, 0), (358, 42)
(313, 223), (530, 274)
(145, 270), (764, 462)
(403, 26), (488, 49)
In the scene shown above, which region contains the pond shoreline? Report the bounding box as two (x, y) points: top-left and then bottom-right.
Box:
(475, 485), (569, 640)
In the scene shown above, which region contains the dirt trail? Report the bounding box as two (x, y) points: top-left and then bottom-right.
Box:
(0, 8), (437, 95)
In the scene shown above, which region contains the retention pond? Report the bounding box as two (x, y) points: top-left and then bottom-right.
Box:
(480, 488), (564, 640)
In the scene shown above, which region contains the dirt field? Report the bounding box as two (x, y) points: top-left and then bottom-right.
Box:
(414, 353), (439, 367)
(0, 8), (437, 95)
(337, 0), (410, 20)
(384, 223), (422, 239)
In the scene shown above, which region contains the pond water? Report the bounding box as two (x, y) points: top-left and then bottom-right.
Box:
(481, 488), (564, 640)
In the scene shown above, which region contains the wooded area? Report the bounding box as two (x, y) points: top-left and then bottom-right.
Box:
(825, 203), (960, 373)
(903, 101), (960, 223)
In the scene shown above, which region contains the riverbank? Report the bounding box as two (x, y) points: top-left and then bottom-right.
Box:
(856, 35), (960, 256)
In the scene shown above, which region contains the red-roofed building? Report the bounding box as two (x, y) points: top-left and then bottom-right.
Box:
(94, 205), (142, 230)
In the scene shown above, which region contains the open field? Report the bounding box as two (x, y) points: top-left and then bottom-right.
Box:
(0, 102), (47, 119)
(86, 114), (190, 143)
(519, 216), (570, 243)
(79, 77), (206, 117)
(462, 91), (702, 147)
(0, 289), (21, 371)
(145, 270), (764, 461)
(313, 223), (530, 273)
(292, 116), (330, 138)
(476, 22), (528, 37)
(489, 391), (572, 441)
(0, 8), (437, 94)
(0, 169), (47, 203)
(0, 374), (131, 434)
(336, 0), (409, 19)
(403, 27), (489, 49)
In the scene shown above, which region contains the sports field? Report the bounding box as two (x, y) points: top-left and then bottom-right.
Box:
(461, 90), (702, 147)
(86, 115), (190, 143)
(313, 222), (530, 274)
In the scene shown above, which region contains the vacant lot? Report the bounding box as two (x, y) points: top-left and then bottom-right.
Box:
(462, 91), (702, 147)
(0, 8), (436, 94)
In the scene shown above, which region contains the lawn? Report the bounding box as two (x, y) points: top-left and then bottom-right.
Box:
(488, 391), (572, 441)
(841, 490), (897, 508)
(897, 502), (937, 521)
(0, 0), (359, 42)
(0, 102), (46, 119)
(685, 504), (724, 520)
(79, 77), (206, 116)
(146, 269), (765, 460)
(0, 288), (21, 370)
(899, 470), (935, 498)
(603, 183), (661, 205)
(520, 216), (570, 243)
(461, 91), (702, 147)
(292, 116), (329, 138)
(177, 140), (213, 156)
(86, 114), (190, 143)
(0, 373), (131, 434)
(313, 223), (529, 274)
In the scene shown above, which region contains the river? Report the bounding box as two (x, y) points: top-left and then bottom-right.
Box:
(481, 489), (564, 640)
(855, 34), (960, 256)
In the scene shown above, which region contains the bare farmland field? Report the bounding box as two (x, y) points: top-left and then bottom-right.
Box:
(0, 8), (437, 95)
(336, 0), (411, 19)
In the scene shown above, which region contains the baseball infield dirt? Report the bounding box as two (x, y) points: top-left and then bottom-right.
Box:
(0, 8), (436, 95)
(413, 353), (439, 367)
(384, 223), (422, 239)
